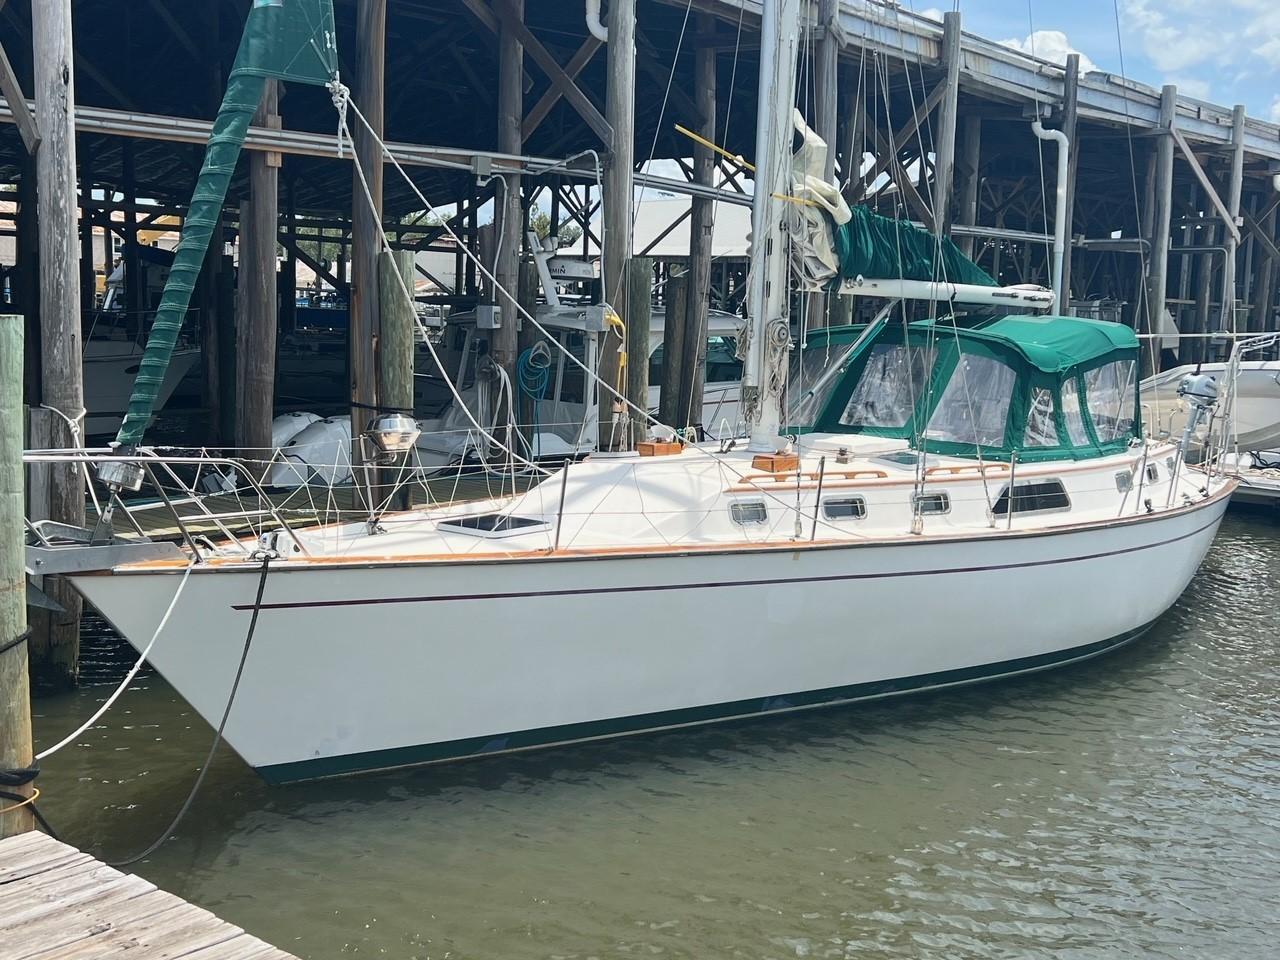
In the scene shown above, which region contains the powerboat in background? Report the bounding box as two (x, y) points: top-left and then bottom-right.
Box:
(267, 302), (747, 488)
(1142, 359), (1280, 452)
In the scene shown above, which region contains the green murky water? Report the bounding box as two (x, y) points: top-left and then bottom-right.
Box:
(29, 514), (1280, 959)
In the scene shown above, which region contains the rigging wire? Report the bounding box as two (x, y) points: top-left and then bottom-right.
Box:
(336, 90), (862, 537)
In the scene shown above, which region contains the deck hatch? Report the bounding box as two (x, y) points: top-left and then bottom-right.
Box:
(993, 479), (1071, 516)
(437, 513), (552, 539)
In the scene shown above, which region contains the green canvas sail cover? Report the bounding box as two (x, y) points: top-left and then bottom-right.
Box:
(831, 204), (997, 288)
(115, 0), (338, 446)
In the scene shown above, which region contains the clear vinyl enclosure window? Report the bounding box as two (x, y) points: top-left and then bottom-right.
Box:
(1024, 387), (1060, 447)
(1084, 360), (1137, 442)
(1060, 377), (1091, 447)
(839, 343), (936, 429)
(924, 353), (1017, 448)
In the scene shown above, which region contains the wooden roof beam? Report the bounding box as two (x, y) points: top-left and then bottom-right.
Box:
(1170, 126), (1241, 244)
(463, 0), (612, 144)
(523, 37), (601, 140)
(0, 40), (37, 153)
(849, 79), (946, 203)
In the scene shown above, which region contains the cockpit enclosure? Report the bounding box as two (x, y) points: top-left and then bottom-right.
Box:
(804, 315), (1141, 462)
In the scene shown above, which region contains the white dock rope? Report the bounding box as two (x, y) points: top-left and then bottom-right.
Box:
(36, 557), (197, 761)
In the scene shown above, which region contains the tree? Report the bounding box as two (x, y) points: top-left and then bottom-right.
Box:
(530, 208), (583, 248)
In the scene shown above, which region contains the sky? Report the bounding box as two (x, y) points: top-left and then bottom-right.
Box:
(915, 0), (1280, 123)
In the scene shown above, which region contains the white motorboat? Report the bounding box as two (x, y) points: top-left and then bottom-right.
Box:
(83, 338), (200, 435)
(36, 0), (1233, 785)
(265, 304), (747, 487)
(1142, 359), (1280, 451)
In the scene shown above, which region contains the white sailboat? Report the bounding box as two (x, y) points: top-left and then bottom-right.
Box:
(36, 0), (1234, 783)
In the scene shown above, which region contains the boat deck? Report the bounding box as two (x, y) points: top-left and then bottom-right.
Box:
(0, 831), (297, 960)
(112, 470), (537, 541)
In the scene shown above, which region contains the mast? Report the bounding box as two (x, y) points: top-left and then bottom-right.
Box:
(744, 0), (802, 452)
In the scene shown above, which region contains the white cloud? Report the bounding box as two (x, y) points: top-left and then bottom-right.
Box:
(1173, 77), (1212, 100)
(1271, 95), (1280, 124)
(1123, 0), (1280, 72)
(999, 30), (1098, 73)
(917, 7), (944, 22)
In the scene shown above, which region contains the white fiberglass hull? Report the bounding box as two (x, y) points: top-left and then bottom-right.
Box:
(71, 489), (1229, 782)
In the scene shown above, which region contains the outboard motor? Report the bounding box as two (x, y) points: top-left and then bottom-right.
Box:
(1168, 372), (1219, 492)
(1176, 372), (1218, 457)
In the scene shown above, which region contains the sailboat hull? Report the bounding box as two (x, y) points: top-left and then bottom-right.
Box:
(70, 489), (1229, 782)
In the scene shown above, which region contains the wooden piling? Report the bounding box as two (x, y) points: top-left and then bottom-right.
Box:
(598, 0), (636, 451)
(350, 0), (387, 444)
(624, 258), (654, 444)
(1059, 53), (1081, 310)
(32, 0), (82, 689)
(493, 0), (524, 392)
(658, 272), (688, 429)
(682, 23), (716, 425)
(955, 116), (982, 259)
(236, 80), (280, 451)
(1193, 217), (1216, 361)
(1250, 203), (1276, 335)
(0, 314), (33, 839)
(1144, 85), (1177, 375)
(932, 12), (962, 238)
(377, 249), (415, 416)
(1223, 104), (1246, 333)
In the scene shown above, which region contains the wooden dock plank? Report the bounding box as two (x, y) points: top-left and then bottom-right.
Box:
(0, 862), (148, 914)
(0, 834), (299, 960)
(34, 902), (241, 959)
(0, 877), (161, 947)
(181, 940), (284, 960)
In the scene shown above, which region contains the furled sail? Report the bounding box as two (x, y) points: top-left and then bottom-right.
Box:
(832, 204), (997, 288)
(115, 0), (338, 446)
(783, 112), (994, 292)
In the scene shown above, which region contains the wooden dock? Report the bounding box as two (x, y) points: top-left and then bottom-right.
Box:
(0, 832), (298, 960)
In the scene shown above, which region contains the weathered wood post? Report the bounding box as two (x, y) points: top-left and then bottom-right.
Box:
(1144, 84), (1177, 375)
(1223, 104), (1246, 334)
(1250, 204), (1277, 336)
(808, 0), (839, 331)
(956, 116), (982, 259)
(1059, 53), (1081, 311)
(237, 80), (280, 452)
(624, 258), (654, 444)
(0, 314), (34, 838)
(932, 12), (962, 239)
(377, 249), (415, 509)
(1193, 215), (1217, 362)
(598, 0), (636, 451)
(350, 0), (386, 448)
(493, 0), (524, 400)
(658, 272), (688, 429)
(377, 250), (416, 418)
(682, 22), (716, 425)
(32, 0), (83, 688)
